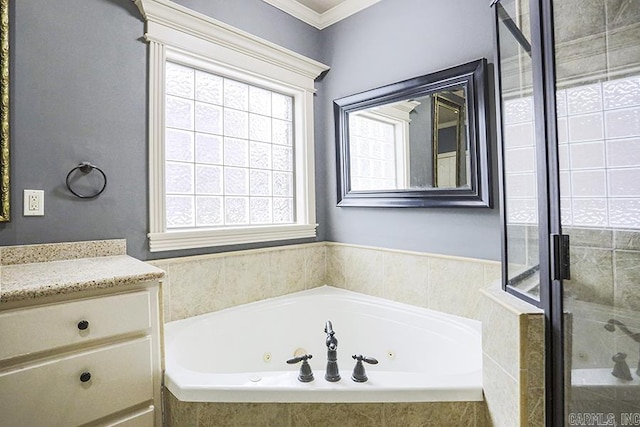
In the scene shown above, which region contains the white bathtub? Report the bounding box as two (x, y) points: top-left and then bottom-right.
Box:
(164, 286), (482, 403)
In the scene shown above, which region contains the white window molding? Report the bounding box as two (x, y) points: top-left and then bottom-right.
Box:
(134, 0), (330, 252)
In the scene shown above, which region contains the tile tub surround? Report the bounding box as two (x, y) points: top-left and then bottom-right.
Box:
(149, 242), (501, 322)
(480, 287), (545, 427)
(148, 243), (327, 322)
(0, 239), (164, 304)
(152, 242), (548, 426)
(164, 390), (488, 427)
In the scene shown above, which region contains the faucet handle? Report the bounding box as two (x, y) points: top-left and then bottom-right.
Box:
(612, 352), (633, 381)
(287, 354), (312, 364)
(352, 354), (378, 365)
(351, 354), (378, 383)
(287, 354), (314, 382)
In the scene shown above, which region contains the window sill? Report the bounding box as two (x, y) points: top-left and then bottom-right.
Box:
(148, 224), (317, 252)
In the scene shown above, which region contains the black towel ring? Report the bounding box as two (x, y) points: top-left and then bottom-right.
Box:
(66, 162), (107, 199)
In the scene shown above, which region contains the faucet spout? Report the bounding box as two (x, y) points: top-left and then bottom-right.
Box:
(325, 320), (334, 337)
(325, 320), (338, 350)
(324, 320), (340, 382)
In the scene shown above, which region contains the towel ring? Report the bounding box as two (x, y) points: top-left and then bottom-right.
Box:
(66, 162), (107, 199)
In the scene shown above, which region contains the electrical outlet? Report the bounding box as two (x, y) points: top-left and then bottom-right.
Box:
(23, 190), (44, 216)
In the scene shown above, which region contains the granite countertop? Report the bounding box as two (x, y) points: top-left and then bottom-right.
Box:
(1, 255), (165, 303)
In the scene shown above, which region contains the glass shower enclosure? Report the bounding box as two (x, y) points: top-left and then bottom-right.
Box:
(495, 0), (640, 425)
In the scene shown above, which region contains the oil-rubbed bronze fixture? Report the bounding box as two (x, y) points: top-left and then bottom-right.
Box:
(65, 162), (107, 199)
(286, 354), (314, 383)
(351, 354), (379, 382)
(324, 320), (340, 382)
(605, 319), (640, 376)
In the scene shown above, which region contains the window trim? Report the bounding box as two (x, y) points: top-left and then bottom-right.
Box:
(135, 0), (329, 252)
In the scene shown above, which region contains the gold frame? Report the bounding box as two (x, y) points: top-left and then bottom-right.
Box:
(0, 0), (8, 221)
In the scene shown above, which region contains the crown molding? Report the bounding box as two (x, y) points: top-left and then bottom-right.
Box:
(262, 0), (381, 30)
(134, 0), (329, 83)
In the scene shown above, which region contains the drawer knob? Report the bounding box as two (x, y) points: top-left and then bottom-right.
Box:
(80, 372), (92, 383)
(77, 320), (89, 330)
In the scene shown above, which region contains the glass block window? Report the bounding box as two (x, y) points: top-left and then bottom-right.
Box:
(164, 62), (295, 229)
(349, 114), (402, 191)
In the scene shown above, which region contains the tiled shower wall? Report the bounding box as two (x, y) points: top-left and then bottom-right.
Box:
(564, 227), (640, 370)
(148, 242), (502, 322)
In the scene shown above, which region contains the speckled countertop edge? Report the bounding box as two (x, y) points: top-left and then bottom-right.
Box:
(0, 255), (165, 304)
(0, 239), (127, 266)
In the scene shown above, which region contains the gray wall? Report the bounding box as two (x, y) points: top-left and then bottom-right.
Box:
(318, 0), (501, 260)
(0, 0), (323, 260)
(0, 0), (501, 261)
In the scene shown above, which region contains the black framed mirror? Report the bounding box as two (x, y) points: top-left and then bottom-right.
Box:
(334, 59), (491, 207)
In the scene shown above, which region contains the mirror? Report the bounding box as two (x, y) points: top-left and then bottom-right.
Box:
(0, 0), (8, 221)
(334, 59), (491, 207)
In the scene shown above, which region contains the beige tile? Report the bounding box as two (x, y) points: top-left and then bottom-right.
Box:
(167, 258), (224, 320)
(566, 227), (613, 248)
(555, 0), (606, 44)
(164, 389), (198, 427)
(342, 246), (384, 298)
(480, 291), (521, 380)
(291, 403), (383, 427)
(525, 387), (545, 427)
(483, 262), (502, 288)
(382, 252), (429, 308)
(199, 403), (290, 427)
(564, 247), (614, 306)
(429, 258), (485, 319)
(483, 355), (520, 427)
(614, 250), (640, 311)
(476, 401), (490, 427)
(523, 314), (545, 390)
(160, 277), (171, 322)
(614, 229), (640, 250)
(303, 244), (327, 288)
(270, 247), (307, 297)
(223, 252), (271, 307)
(606, 0), (640, 29)
(555, 35), (608, 85)
(383, 402), (477, 427)
(606, 21), (640, 73)
(326, 244), (347, 288)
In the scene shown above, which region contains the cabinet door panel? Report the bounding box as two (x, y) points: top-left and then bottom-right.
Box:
(0, 337), (154, 427)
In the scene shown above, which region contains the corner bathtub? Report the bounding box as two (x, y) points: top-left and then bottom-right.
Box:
(164, 286), (482, 403)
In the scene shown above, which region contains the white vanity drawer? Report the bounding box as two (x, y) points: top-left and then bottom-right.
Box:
(0, 337), (154, 427)
(102, 405), (155, 427)
(0, 291), (151, 360)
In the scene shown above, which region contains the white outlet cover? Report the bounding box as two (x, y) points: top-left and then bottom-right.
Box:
(23, 189), (44, 216)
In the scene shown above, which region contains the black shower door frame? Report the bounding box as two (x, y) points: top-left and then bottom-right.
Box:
(493, 0), (566, 425)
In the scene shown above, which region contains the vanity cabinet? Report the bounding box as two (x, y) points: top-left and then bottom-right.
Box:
(0, 284), (162, 427)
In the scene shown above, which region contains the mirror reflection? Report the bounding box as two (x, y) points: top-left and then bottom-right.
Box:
(348, 86), (470, 192)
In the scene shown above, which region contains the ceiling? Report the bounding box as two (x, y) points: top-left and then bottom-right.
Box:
(262, 0), (381, 29)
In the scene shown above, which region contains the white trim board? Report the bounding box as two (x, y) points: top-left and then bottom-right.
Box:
(262, 0), (381, 30)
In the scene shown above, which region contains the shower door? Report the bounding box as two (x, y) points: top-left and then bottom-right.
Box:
(497, 0), (640, 425)
(552, 0), (640, 425)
